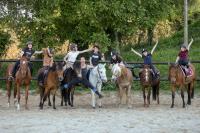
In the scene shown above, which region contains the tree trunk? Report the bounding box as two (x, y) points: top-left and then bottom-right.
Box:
(147, 28), (154, 46)
(114, 31), (120, 54)
(184, 0), (188, 46)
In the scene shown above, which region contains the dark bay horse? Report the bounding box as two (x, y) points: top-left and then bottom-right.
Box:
(139, 65), (160, 107)
(61, 61), (82, 107)
(111, 64), (133, 108)
(6, 63), (15, 107)
(15, 56), (32, 110)
(169, 64), (196, 108)
(39, 62), (64, 110)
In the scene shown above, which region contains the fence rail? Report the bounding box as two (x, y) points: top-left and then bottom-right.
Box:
(0, 59), (200, 81)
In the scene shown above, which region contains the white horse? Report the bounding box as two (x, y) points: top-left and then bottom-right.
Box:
(89, 64), (107, 108)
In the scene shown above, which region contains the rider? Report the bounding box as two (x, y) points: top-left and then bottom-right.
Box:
(61, 56), (103, 98)
(38, 47), (54, 86)
(63, 43), (93, 70)
(131, 41), (159, 78)
(89, 44), (105, 67)
(175, 38), (194, 68)
(110, 50), (139, 79)
(9, 41), (42, 79)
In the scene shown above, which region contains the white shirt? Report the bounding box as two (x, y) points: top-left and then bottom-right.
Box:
(67, 51), (80, 63)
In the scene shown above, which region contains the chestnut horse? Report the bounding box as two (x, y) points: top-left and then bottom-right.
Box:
(39, 62), (64, 110)
(139, 65), (160, 107)
(111, 64), (133, 108)
(169, 64), (196, 108)
(6, 64), (15, 107)
(15, 56), (32, 110)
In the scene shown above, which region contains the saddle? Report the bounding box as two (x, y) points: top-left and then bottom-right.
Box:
(180, 65), (193, 77)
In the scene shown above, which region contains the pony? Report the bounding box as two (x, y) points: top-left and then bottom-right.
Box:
(39, 62), (64, 110)
(89, 64), (107, 108)
(60, 61), (82, 107)
(169, 64), (196, 108)
(6, 64), (15, 107)
(111, 64), (133, 108)
(139, 65), (160, 107)
(15, 56), (32, 110)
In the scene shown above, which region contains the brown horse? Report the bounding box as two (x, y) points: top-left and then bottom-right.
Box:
(39, 62), (64, 110)
(111, 64), (133, 108)
(6, 64), (15, 107)
(169, 64), (196, 108)
(15, 56), (32, 110)
(139, 65), (160, 107)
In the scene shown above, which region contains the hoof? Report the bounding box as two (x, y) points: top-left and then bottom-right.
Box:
(171, 105), (174, 108)
(7, 103), (10, 107)
(92, 106), (96, 109)
(48, 103), (52, 106)
(99, 106), (102, 108)
(53, 107), (56, 109)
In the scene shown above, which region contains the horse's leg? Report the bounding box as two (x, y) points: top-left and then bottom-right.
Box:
(147, 87), (151, 107)
(48, 93), (52, 106)
(91, 89), (96, 108)
(16, 83), (21, 110)
(70, 88), (74, 107)
(98, 83), (102, 108)
(157, 84), (160, 104)
(126, 85), (132, 108)
(191, 81), (194, 99)
(14, 83), (17, 107)
(41, 88), (50, 109)
(119, 86), (123, 106)
(187, 83), (191, 105)
(6, 80), (11, 107)
(39, 87), (44, 108)
(52, 88), (57, 109)
(61, 89), (64, 106)
(171, 86), (175, 108)
(181, 87), (185, 108)
(25, 84), (29, 110)
(143, 87), (146, 107)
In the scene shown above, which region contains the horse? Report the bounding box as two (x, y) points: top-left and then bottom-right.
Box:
(111, 64), (133, 108)
(15, 56), (32, 110)
(6, 64), (15, 107)
(139, 65), (160, 107)
(61, 61), (82, 107)
(168, 64), (196, 108)
(89, 64), (107, 108)
(39, 62), (64, 109)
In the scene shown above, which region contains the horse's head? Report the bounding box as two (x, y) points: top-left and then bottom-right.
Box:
(54, 62), (64, 81)
(96, 64), (107, 83)
(169, 64), (178, 84)
(73, 61), (82, 78)
(140, 65), (152, 84)
(111, 64), (121, 82)
(19, 56), (29, 78)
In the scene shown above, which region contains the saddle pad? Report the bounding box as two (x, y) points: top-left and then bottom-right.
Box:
(180, 66), (193, 77)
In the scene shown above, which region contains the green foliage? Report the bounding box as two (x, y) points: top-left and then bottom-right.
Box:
(0, 31), (11, 56)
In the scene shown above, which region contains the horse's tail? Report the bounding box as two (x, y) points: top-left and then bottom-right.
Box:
(152, 85), (157, 101)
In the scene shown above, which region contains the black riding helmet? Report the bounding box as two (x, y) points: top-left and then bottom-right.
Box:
(110, 50), (119, 56)
(142, 49), (147, 54)
(180, 44), (187, 49)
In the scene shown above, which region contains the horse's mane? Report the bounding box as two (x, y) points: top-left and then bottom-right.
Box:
(120, 66), (127, 78)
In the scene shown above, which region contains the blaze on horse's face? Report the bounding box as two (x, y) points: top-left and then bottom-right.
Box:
(97, 64), (107, 83)
(19, 57), (29, 78)
(55, 62), (64, 81)
(169, 65), (178, 84)
(111, 64), (121, 82)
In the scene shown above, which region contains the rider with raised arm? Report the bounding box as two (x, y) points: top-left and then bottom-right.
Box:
(63, 43), (93, 70)
(131, 41), (159, 78)
(175, 38), (194, 68)
(9, 41), (43, 80)
(37, 47), (54, 86)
